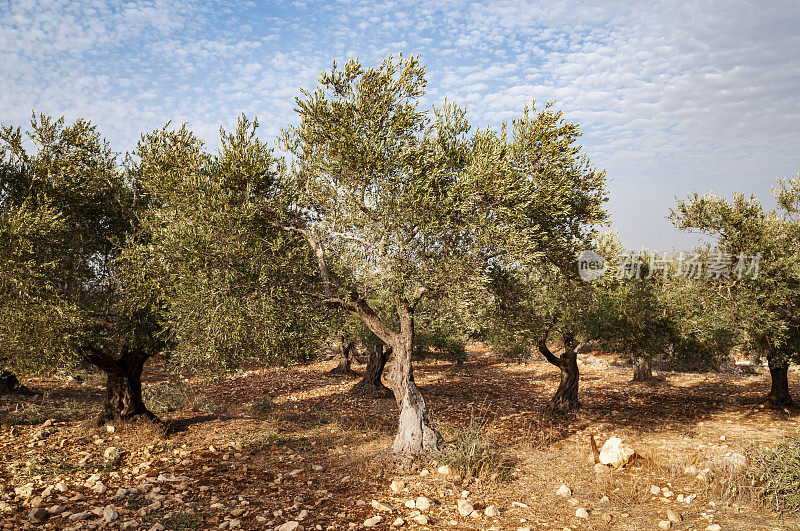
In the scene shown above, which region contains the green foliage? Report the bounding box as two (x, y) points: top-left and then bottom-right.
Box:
(751, 437), (800, 513)
(671, 173), (800, 368)
(0, 114), (140, 374)
(283, 55), (607, 358)
(123, 116), (324, 375)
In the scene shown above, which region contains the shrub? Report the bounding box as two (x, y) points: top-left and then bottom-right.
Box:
(751, 437), (800, 513)
(441, 416), (512, 482)
(142, 383), (213, 414)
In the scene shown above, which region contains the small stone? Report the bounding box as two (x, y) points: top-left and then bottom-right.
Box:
(705, 525), (721, 531)
(106, 424), (115, 433)
(28, 507), (49, 523)
(556, 485), (572, 497)
(148, 524), (165, 531)
(313, 465), (324, 472)
(411, 514), (428, 525)
(437, 464), (452, 475)
(364, 515), (383, 527)
(415, 497), (432, 511)
(92, 482), (107, 494)
(371, 500), (395, 512)
(390, 480), (405, 492)
(567, 497), (580, 506)
(230, 508), (246, 517)
(676, 494), (685, 502)
(575, 508), (589, 519)
(469, 509), (480, 518)
(54, 481), (68, 493)
(391, 517), (405, 526)
(419, 469), (429, 477)
(277, 522), (301, 531)
(103, 506), (119, 522)
(457, 499), (474, 516)
(46, 505), (65, 515)
(511, 501), (529, 508)
(650, 485), (662, 495)
(594, 463), (610, 474)
(658, 521), (671, 530)
(667, 509), (682, 523)
(104, 446), (121, 461)
(484, 505), (498, 517)
(404, 500), (416, 509)
(69, 511), (92, 521)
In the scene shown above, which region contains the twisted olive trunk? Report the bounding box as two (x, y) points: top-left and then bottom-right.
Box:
(350, 343), (392, 397)
(84, 347), (159, 424)
(766, 357), (793, 407)
(329, 336), (358, 377)
(386, 311), (440, 454)
(538, 333), (580, 414)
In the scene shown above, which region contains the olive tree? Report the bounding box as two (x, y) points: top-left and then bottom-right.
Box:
(281, 55), (607, 452)
(671, 174), (800, 406)
(0, 114), (163, 421)
(122, 116), (324, 378)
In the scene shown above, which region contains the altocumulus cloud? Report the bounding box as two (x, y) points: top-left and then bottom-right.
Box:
(1, 0), (798, 248)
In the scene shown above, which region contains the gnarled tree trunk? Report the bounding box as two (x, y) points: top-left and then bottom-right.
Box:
(766, 357), (793, 407)
(350, 343), (392, 397)
(382, 304), (440, 454)
(538, 332), (580, 414)
(329, 336), (358, 377)
(632, 356), (653, 382)
(84, 347), (159, 425)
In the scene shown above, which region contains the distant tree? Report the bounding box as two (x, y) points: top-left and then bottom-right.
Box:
(281, 55), (607, 451)
(671, 174), (800, 406)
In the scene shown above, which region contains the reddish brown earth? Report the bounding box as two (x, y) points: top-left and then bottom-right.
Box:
(2, 350), (800, 530)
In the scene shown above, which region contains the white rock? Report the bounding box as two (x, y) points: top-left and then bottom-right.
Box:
(457, 500), (474, 516)
(364, 515), (383, 527)
(390, 480), (405, 492)
(104, 447), (121, 461)
(598, 437), (635, 468)
(391, 517), (405, 526)
(658, 521), (672, 530)
(650, 485), (662, 495)
(415, 497), (432, 511)
(371, 500), (395, 512)
(484, 505), (499, 517)
(556, 485), (572, 497)
(277, 522), (301, 531)
(667, 509), (682, 523)
(706, 525), (721, 531)
(575, 508), (589, 519)
(103, 506), (118, 522)
(404, 500), (416, 509)
(437, 464), (452, 475)
(411, 514), (428, 525)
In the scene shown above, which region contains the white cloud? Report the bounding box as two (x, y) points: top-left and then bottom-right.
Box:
(1, 0), (798, 248)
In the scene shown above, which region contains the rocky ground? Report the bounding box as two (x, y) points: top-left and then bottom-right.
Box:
(2, 350), (800, 530)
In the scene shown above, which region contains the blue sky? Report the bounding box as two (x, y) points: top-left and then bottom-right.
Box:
(2, 0), (799, 249)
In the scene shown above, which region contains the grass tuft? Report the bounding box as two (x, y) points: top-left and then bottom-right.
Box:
(751, 437), (800, 513)
(441, 415), (513, 482)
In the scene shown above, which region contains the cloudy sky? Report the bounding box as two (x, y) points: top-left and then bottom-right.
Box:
(2, 0), (798, 249)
